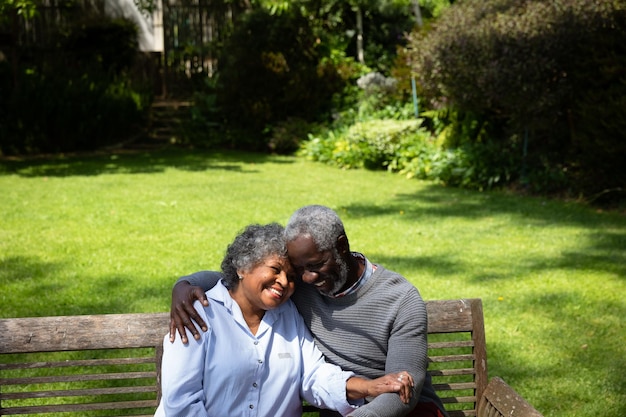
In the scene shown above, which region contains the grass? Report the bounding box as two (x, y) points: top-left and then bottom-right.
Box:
(1, 148), (624, 417)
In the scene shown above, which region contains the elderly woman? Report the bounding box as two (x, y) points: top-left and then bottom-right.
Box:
(155, 223), (413, 417)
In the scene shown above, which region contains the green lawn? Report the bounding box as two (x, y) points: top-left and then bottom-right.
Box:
(1, 149), (624, 417)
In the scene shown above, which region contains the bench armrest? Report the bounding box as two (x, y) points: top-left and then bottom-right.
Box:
(477, 377), (543, 417)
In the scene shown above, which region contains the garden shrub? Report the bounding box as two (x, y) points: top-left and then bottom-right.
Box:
(214, 7), (348, 141)
(355, 72), (399, 119)
(299, 112), (520, 191)
(407, 0), (626, 202)
(177, 78), (228, 150)
(0, 18), (150, 155)
(300, 119), (427, 170)
(267, 118), (320, 155)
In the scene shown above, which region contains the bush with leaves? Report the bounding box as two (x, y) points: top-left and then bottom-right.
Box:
(407, 0), (626, 203)
(0, 17), (150, 155)
(299, 115), (517, 190)
(300, 119), (427, 170)
(214, 7), (350, 142)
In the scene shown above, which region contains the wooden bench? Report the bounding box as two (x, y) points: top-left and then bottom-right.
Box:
(0, 299), (542, 417)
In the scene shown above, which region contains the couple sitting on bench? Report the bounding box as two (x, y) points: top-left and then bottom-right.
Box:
(159, 205), (448, 417)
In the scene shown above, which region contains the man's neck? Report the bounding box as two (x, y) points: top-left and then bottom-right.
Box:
(345, 252), (365, 287)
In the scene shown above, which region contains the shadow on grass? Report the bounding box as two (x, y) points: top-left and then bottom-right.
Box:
(0, 148), (293, 178)
(340, 187), (625, 415)
(0, 255), (169, 318)
(0, 256), (65, 285)
(487, 292), (626, 415)
(340, 185), (626, 280)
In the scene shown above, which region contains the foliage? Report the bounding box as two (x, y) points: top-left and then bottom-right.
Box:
(213, 6), (351, 146)
(0, 70), (146, 154)
(258, 0), (423, 72)
(0, 17), (151, 155)
(177, 78), (226, 149)
(300, 119), (427, 170)
(406, 0), (626, 203)
(0, 0), (37, 21)
(419, 0), (455, 19)
(300, 115), (516, 190)
(184, 0), (448, 149)
(267, 118), (321, 155)
(355, 71), (400, 118)
(61, 17), (140, 74)
(396, 140), (518, 190)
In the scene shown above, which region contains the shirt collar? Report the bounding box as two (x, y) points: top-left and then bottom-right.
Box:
(330, 252), (375, 298)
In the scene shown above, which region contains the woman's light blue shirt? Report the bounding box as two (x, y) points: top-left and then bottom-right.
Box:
(155, 282), (359, 417)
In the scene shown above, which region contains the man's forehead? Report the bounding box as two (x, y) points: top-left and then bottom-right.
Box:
(287, 236), (325, 261)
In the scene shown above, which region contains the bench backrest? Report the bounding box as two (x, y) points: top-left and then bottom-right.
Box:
(0, 299), (487, 417)
(425, 298), (487, 417)
(0, 313), (169, 416)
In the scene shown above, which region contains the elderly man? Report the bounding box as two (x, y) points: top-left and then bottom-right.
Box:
(169, 205), (448, 417)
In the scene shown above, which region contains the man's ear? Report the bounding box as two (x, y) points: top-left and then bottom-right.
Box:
(336, 234), (350, 254)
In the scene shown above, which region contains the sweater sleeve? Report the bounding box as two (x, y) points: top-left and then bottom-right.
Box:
(175, 270), (224, 291)
(349, 287), (428, 417)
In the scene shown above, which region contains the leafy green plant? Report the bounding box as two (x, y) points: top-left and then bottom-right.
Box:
(267, 118), (320, 155)
(215, 7), (345, 137)
(300, 119), (426, 170)
(0, 17), (150, 155)
(299, 115), (516, 191)
(406, 0), (626, 202)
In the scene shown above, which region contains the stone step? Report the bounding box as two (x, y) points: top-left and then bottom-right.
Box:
(147, 99), (193, 142)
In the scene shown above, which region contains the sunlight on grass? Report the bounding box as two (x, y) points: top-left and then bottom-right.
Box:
(1, 149), (624, 417)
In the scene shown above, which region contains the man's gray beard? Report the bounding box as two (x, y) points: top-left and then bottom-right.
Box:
(326, 250), (349, 296)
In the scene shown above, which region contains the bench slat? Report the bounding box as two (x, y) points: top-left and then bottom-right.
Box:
(0, 385), (157, 400)
(433, 382), (477, 391)
(0, 313), (169, 353)
(429, 354), (476, 363)
(1, 371), (157, 385)
(0, 357), (156, 371)
(430, 367), (476, 377)
(429, 340), (474, 349)
(2, 399), (157, 415)
(441, 395), (477, 404)
(426, 299), (476, 333)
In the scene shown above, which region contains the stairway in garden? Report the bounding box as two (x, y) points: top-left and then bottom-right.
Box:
(149, 99), (191, 145)
(125, 99), (192, 150)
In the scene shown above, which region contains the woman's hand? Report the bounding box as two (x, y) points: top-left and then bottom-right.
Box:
(169, 281), (209, 343)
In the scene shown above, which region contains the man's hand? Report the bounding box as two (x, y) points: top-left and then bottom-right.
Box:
(169, 281), (209, 344)
(347, 371), (414, 403)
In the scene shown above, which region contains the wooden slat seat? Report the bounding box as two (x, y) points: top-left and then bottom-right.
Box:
(0, 313), (169, 417)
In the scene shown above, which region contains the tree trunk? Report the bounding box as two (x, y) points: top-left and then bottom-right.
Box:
(410, 0), (423, 28)
(10, 9), (19, 91)
(355, 5), (364, 63)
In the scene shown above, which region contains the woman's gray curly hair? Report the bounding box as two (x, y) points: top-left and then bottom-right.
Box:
(221, 223), (287, 289)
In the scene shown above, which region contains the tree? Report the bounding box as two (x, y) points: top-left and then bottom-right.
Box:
(0, 0), (37, 89)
